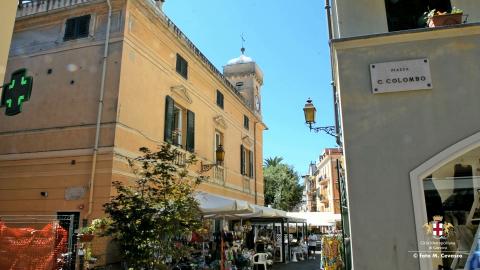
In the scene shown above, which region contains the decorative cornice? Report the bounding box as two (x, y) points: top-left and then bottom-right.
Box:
(213, 115), (227, 129)
(170, 85), (192, 104)
(242, 135), (254, 147)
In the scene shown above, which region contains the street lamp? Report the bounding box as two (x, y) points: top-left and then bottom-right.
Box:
(303, 98), (336, 137)
(199, 144), (225, 172)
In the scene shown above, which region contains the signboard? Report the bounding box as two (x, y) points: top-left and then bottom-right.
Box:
(370, 58), (432, 94)
(1, 68), (33, 116)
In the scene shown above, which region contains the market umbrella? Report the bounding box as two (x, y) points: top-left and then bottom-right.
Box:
(195, 192), (255, 216)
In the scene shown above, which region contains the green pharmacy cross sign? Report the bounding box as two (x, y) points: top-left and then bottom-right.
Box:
(1, 69), (33, 116)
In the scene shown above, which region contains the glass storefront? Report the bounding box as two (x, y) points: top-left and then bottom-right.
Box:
(422, 147), (480, 269)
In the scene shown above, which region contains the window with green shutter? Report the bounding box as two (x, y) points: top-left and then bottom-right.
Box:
(240, 145), (246, 175)
(64, 15), (91, 41)
(243, 115), (249, 130)
(164, 96), (194, 151)
(176, 54), (188, 79)
(249, 150), (254, 178)
(164, 96), (174, 143)
(216, 90), (224, 109)
(186, 110), (195, 152)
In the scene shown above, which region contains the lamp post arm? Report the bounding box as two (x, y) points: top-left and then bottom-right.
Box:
(309, 125), (336, 137)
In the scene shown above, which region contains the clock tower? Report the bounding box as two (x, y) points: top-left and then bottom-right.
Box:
(223, 48), (263, 116)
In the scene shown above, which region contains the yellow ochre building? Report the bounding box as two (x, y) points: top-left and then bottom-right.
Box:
(0, 0), (266, 230)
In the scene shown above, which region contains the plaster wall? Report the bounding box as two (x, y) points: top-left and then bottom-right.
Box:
(331, 0), (480, 38)
(331, 0), (388, 38)
(0, 1), (124, 221)
(333, 24), (480, 269)
(0, 0), (17, 83)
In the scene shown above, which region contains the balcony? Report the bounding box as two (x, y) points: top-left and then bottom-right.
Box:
(212, 166), (225, 185)
(17, 0), (93, 18)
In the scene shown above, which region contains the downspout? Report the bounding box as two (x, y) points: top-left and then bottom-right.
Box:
(325, 0), (341, 147)
(86, 0), (112, 220)
(253, 121), (257, 205)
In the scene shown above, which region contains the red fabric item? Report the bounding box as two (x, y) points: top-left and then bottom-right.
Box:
(0, 222), (68, 270)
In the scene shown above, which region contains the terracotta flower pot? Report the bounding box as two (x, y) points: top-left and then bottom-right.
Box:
(428, 13), (463, 27)
(79, 233), (94, 242)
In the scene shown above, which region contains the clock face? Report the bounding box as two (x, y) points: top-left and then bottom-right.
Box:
(255, 95), (260, 111)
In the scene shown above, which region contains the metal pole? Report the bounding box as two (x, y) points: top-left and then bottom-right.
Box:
(336, 159), (349, 270)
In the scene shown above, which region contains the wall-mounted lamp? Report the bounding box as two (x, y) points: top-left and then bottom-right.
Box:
(303, 98), (336, 137)
(40, 191), (48, 197)
(199, 144), (225, 173)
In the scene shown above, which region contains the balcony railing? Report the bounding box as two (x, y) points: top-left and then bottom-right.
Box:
(212, 166), (225, 185)
(17, 0), (93, 18)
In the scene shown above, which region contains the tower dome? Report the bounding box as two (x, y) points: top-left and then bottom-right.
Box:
(226, 54), (253, 65)
(223, 47), (264, 115)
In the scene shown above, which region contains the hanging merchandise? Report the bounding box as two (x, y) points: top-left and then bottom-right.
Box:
(321, 235), (344, 270)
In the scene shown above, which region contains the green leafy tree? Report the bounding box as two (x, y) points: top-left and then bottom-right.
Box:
(263, 157), (304, 211)
(263, 156), (283, 167)
(102, 144), (204, 270)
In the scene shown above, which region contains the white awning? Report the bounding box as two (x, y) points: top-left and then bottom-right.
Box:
(287, 212), (341, 226)
(195, 192), (254, 216)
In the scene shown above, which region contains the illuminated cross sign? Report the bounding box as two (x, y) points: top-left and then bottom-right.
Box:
(1, 69), (33, 116)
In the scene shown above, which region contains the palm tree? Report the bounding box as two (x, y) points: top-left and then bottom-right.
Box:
(264, 156), (284, 167)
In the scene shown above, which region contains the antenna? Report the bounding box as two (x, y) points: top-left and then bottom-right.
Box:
(241, 33), (246, 54)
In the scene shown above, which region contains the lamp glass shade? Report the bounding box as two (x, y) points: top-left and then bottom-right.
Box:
(216, 144), (225, 164)
(303, 99), (316, 124)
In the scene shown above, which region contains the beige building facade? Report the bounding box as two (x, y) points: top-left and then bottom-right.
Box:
(0, 0), (17, 83)
(304, 148), (342, 214)
(0, 0), (265, 242)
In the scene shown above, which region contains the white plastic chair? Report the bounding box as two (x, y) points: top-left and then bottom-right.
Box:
(253, 253), (268, 270)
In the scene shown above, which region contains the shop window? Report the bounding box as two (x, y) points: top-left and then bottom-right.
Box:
(176, 54), (188, 79)
(216, 90), (224, 109)
(422, 146), (479, 269)
(164, 96), (195, 152)
(64, 15), (91, 41)
(384, 0), (452, 31)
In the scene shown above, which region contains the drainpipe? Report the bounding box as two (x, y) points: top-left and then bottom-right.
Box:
(253, 121), (257, 205)
(86, 0), (112, 220)
(325, 0), (341, 147)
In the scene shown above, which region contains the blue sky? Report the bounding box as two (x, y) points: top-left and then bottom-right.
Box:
(164, 0), (336, 177)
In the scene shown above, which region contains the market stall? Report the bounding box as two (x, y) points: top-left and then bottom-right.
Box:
(195, 193), (307, 269)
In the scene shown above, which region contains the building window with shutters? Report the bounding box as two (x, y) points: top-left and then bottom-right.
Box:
(164, 96), (195, 152)
(240, 145), (254, 178)
(243, 115), (249, 130)
(63, 15), (91, 41)
(216, 90), (224, 109)
(176, 54), (188, 79)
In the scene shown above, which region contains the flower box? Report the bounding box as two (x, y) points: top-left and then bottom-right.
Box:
(428, 12), (463, 27)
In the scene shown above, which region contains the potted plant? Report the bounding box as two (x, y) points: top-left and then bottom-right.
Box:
(84, 244), (98, 269)
(426, 7), (464, 27)
(78, 227), (95, 242)
(78, 218), (106, 242)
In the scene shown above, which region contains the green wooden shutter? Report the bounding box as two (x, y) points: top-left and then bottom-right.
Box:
(186, 110), (195, 152)
(240, 145), (245, 175)
(249, 150), (254, 178)
(164, 95), (174, 143)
